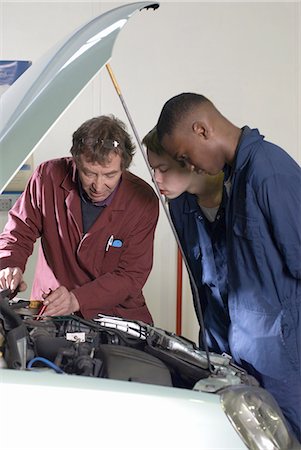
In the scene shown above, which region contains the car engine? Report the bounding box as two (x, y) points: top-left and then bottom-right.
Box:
(0, 288), (257, 391)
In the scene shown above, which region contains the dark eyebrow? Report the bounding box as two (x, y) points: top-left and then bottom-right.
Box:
(151, 163), (169, 169)
(81, 166), (119, 176)
(104, 170), (119, 176)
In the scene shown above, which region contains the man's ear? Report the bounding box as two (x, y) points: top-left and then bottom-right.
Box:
(192, 121), (209, 139)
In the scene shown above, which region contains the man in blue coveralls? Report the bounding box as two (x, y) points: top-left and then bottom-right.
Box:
(156, 93), (301, 441)
(143, 126), (230, 356)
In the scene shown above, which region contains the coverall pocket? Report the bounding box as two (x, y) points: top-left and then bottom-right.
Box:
(233, 215), (263, 270)
(231, 309), (297, 379)
(233, 215), (260, 240)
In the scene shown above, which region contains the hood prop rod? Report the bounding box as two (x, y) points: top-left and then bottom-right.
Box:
(106, 63), (213, 373)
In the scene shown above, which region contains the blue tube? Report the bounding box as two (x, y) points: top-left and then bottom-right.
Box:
(27, 357), (65, 374)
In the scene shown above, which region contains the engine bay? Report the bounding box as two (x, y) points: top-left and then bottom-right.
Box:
(0, 289), (256, 392)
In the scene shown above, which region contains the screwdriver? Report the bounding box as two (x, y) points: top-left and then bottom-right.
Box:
(35, 289), (52, 320)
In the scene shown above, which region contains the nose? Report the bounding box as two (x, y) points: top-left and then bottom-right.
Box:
(153, 170), (163, 184)
(92, 175), (105, 192)
(188, 164), (195, 172)
(182, 160), (195, 172)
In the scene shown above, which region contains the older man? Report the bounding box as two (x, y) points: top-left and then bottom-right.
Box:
(0, 115), (159, 323)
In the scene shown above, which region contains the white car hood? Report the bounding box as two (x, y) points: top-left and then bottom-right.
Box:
(0, 2), (159, 193)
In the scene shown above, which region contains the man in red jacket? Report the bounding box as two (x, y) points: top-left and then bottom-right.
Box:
(0, 115), (159, 323)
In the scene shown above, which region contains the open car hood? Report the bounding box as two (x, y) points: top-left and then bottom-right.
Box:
(0, 1), (159, 193)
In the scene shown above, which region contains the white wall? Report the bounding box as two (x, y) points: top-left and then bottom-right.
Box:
(0, 1), (300, 344)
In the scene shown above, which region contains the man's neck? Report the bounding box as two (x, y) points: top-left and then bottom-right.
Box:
(186, 172), (223, 208)
(223, 126), (242, 166)
(196, 182), (223, 208)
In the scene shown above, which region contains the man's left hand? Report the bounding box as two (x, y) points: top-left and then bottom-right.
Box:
(42, 286), (80, 316)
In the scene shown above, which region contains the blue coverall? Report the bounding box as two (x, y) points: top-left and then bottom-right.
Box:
(170, 127), (301, 440)
(169, 190), (230, 354)
(226, 126), (301, 440)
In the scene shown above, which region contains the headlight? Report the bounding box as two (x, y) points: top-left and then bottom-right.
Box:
(221, 385), (300, 450)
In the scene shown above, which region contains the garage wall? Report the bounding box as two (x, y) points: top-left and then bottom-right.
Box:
(0, 1), (300, 344)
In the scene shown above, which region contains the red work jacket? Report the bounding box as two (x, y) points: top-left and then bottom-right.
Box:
(0, 158), (159, 323)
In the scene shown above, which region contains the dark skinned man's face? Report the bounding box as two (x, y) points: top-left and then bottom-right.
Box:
(161, 126), (225, 176)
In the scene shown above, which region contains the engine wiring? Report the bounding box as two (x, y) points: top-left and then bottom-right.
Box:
(27, 356), (65, 374)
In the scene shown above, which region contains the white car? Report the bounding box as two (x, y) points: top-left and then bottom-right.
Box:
(0, 3), (299, 450)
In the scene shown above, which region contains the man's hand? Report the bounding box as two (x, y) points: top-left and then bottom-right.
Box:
(42, 286), (80, 316)
(0, 267), (27, 293)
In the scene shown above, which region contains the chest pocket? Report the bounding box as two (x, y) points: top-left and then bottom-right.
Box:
(101, 245), (123, 273)
(233, 214), (260, 240)
(232, 214), (263, 272)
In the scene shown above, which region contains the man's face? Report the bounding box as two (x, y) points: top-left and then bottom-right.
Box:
(77, 152), (122, 202)
(161, 126), (224, 176)
(147, 150), (193, 199)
